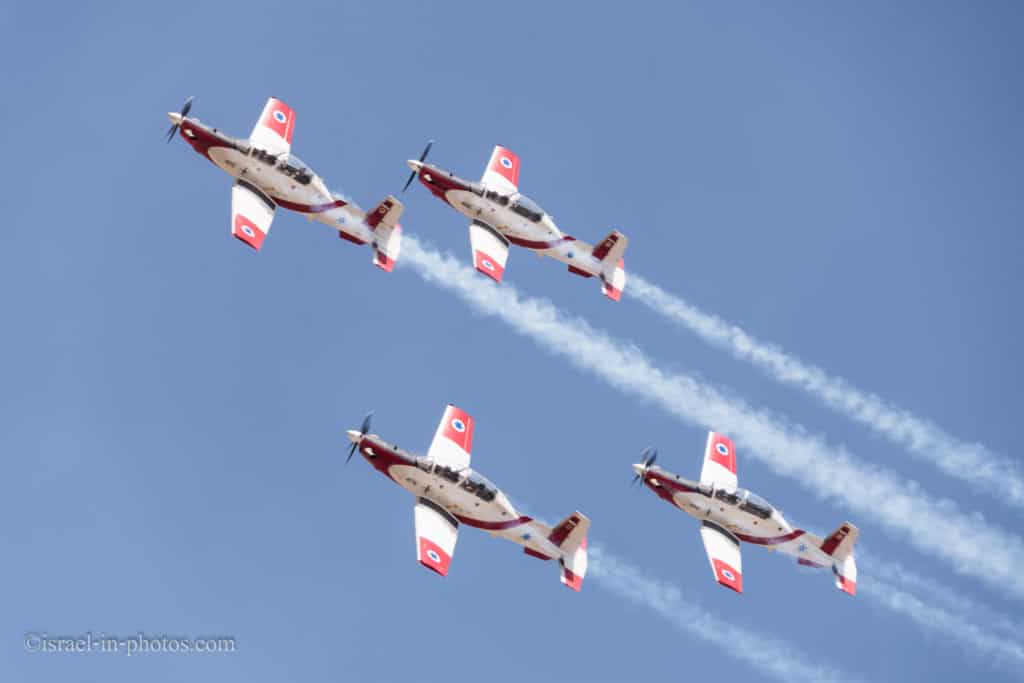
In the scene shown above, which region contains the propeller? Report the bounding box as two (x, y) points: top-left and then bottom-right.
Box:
(402, 139), (434, 192)
(632, 447), (658, 486)
(346, 411), (374, 465)
(165, 96), (194, 143)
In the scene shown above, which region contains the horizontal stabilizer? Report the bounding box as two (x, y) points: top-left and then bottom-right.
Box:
(593, 230), (628, 301)
(821, 522), (858, 596)
(524, 547), (554, 561)
(365, 195), (404, 272)
(820, 522), (859, 559)
(549, 512), (589, 592)
(364, 195), (403, 231)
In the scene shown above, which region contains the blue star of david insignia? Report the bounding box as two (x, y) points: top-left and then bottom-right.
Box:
(797, 543), (808, 553)
(521, 532), (532, 541)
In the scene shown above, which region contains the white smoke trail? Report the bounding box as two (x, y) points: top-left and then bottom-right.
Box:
(859, 549), (1024, 642)
(627, 275), (1024, 509)
(587, 544), (863, 683)
(399, 237), (1024, 601)
(859, 574), (1024, 666)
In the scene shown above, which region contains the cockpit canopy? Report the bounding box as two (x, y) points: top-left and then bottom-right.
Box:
(283, 153), (310, 172)
(460, 470), (498, 502)
(510, 194), (545, 222)
(713, 487), (775, 520)
(279, 153), (313, 184)
(419, 459), (499, 502)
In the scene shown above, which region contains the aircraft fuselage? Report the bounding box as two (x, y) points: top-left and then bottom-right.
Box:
(171, 116), (374, 243)
(641, 466), (835, 569)
(353, 433), (565, 559)
(410, 162), (610, 277)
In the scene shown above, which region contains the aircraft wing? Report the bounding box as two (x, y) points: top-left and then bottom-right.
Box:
(699, 431), (738, 491)
(249, 97), (295, 157)
(469, 220), (510, 282)
(231, 179), (276, 250)
(480, 145), (520, 195)
(700, 520), (743, 593)
(414, 498), (459, 576)
(426, 404), (474, 470)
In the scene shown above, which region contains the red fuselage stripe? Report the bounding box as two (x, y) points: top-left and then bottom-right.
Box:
(454, 514), (533, 530)
(734, 529), (806, 546)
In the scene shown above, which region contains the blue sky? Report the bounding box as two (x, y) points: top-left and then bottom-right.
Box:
(4, 1), (1023, 681)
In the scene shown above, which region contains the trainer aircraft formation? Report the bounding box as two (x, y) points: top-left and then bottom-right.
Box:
(165, 95), (858, 597)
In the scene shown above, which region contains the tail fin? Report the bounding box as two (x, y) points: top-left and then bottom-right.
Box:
(821, 522), (859, 596)
(365, 195), (404, 272)
(548, 512), (590, 592)
(592, 230), (628, 301)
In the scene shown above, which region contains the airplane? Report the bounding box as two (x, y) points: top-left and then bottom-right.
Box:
(165, 96), (403, 270)
(345, 405), (590, 590)
(402, 143), (629, 300)
(632, 431), (858, 595)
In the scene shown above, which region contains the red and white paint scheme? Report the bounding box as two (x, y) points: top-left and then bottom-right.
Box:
(406, 145), (628, 300)
(345, 405), (590, 591)
(633, 432), (858, 596)
(166, 97), (403, 269)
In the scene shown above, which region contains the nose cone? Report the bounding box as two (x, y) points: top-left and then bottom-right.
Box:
(167, 111), (183, 126)
(406, 159), (423, 173)
(346, 429), (362, 444)
(632, 463), (646, 478)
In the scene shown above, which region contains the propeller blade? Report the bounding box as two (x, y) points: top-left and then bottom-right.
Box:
(402, 140), (434, 193)
(165, 96), (193, 144)
(417, 140), (433, 163)
(632, 447), (658, 486)
(345, 411), (373, 466)
(402, 170), (417, 193)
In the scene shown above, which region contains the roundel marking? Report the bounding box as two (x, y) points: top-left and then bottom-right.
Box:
(500, 156), (513, 169)
(482, 259), (495, 271)
(716, 442), (730, 457)
(273, 110), (288, 124)
(451, 418), (466, 433)
(426, 549), (441, 564)
(721, 568), (735, 581)
(242, 225), (256, 238)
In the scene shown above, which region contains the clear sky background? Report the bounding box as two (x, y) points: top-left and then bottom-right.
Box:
(3, 1), (1022, 681)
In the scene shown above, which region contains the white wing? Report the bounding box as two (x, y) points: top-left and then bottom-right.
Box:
(700, 521), (743, 593)
(426, 404), (474, 470)
(699, 431), (738, 491)
(469, 220), (510, 282)
(414, 498), (459, 577)
(480, 145), (520, 194)
(231, 180), (276, 250)
(249, 97), (295, 158)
